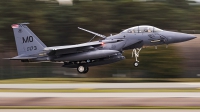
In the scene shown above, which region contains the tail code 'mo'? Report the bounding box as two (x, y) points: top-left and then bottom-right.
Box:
(12, 23), (46, 55)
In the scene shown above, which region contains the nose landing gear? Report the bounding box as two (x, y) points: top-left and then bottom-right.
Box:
(132, 48), (142, 67)
(133, 61), (139, 67)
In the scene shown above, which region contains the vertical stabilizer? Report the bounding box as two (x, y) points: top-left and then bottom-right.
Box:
(12, 23), (46, 56)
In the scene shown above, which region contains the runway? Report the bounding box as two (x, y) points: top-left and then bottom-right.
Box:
(0, 83), (200, 89)
(0, 109), (200, 112)
(1, 92), (200, 98)
(1, 83), (200, 107)
(1, 97), (200, 107)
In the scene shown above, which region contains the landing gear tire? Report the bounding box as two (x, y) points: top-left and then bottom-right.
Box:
(133, 61), (139, 67)
(83, 67), (89, 73)
(77, 65), (89, 73)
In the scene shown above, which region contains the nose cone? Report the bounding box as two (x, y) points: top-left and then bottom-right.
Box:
(182, 34), (197, 41)
(166, 31), (197, 43)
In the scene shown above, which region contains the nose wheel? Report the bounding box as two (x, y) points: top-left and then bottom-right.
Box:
(132, 48), (142, 67)
(77, 65), (89, 73)
(133, 61), (139, 67)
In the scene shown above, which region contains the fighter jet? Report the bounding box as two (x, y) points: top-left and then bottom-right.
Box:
(6, 23), (196, 73)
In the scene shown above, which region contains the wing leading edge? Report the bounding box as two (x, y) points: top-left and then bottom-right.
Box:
(44, 41), (102, 51)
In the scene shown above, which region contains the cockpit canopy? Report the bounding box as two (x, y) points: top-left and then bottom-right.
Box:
(121, 25), (163, 33)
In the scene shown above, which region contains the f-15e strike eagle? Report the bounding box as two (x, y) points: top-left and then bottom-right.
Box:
(6, 23), (196, 73)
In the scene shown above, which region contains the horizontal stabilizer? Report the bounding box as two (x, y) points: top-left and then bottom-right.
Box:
(3, 56), (37, 60)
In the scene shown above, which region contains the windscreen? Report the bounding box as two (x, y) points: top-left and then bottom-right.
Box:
(121, 25), (163, 33)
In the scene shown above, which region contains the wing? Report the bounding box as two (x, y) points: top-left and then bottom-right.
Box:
(44, 41), (103, 55)
(44, 39), (124, 56)
(45, 41), (102, 51)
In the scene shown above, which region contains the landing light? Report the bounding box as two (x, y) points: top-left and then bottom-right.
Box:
(101, 42), (105, 45)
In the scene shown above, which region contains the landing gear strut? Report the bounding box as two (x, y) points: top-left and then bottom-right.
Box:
(132, 48), (142, 67)
(77, 65), (89, 73)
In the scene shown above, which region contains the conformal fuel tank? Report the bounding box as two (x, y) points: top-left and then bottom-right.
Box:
(55, 50), (119, 61)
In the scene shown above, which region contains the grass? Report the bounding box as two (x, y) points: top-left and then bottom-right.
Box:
(0, 78), (200, 83)
(0, 106), (200, 109)
(0, 88), (200, 92)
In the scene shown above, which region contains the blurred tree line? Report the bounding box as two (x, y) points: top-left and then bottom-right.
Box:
(0, 0), (199, 79)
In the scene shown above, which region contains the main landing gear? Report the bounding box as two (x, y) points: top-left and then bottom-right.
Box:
(77, 65), (89, 73)
(132, 48), (142, 67)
